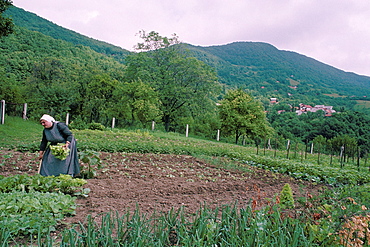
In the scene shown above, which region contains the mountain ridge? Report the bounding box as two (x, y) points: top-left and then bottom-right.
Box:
(5, 6), (370, 108)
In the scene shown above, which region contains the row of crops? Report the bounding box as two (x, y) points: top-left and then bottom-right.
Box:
(1, 165), (369, 246)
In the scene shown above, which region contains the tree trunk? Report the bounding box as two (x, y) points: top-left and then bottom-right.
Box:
(164, 114), (170, 132)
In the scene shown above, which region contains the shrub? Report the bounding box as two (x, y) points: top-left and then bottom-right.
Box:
(87, 122), (105, 131)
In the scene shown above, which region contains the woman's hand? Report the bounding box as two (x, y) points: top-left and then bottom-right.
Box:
(63, 141), (70, 149)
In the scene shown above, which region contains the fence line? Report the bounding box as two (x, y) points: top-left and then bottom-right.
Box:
(1, 102), (368, 169)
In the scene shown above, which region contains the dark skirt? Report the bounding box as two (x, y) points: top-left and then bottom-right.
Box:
(40, 138), (80, 176)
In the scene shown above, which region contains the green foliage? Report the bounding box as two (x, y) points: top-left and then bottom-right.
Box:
(125, 31), (221, 132)
(0, 191), (75, 235)
(79, 149), (101, 179)
(3, 6), (370, 144)
(279, 183), (295, 209)
(0, 174), (87, 195)
(87, 122), (105, 131)
(50, 143), (70, 160)
(9, 6), (370, 105)
(0, 0), (14, 37)
(187, 42), (370, 100)
(59, 205), (325, 246)
(269, 110), (370, 154)
(0, 68), (25, 104)
(113, 79), (162, 125)
(0, 25), (127, 123)
(242, 155), (370, 186)
(219, 88), (273, 143)
(0, 173), (87, 236)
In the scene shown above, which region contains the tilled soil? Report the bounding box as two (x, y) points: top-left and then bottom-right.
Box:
(0, 150), (325, 226)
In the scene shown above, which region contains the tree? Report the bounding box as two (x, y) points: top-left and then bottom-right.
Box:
(0, 68), (24, 103)
(331, 134), (357, 163)
(0, 0), (13, 37)
(219, 89), (273, 144)
(83, 73), (118, 124)
(27, 58), (76, 119)
(124, 31), (221, 132)
(113, 79), (162, 126)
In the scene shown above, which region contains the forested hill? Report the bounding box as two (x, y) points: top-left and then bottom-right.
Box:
(5, 6), (370, 105)
(4, 6), (130, 62)
(186, 42), (370, 98)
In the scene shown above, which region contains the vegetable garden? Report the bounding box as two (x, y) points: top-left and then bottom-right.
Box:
(0, 117), (369, 246)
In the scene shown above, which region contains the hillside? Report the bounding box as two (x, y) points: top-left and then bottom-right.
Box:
(4, 6), (130, 62)
(187, 42), (370, 99)
(4, 5), (370, 111)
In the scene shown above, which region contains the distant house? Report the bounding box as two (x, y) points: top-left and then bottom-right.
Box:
(270, 98), (278, 104)
(296, 103), (336, 116)
(312, 105), (336, 116)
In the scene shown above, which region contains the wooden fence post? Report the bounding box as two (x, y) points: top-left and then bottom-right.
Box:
(186, 124), (189, 137)
(0, 100), (5, 124)
(111, 117), (115, 129)
(267, 138), (272, 149)
(22, 103), (27, 120)
(340, 145), (344, 168)
(217, 129), (220, 141)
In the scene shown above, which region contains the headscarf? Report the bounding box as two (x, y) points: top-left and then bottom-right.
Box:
(40, 114), (55, 122)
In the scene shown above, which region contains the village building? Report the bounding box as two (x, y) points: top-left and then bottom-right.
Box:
(296, 103), (336, 116)
(270, 98), (278, 104)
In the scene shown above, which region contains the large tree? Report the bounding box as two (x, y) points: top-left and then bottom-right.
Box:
(0, 0), (13, 37)
(112, 79), (162, 127)
(124, 31), (220, 132)
(219, 89), (273, 144)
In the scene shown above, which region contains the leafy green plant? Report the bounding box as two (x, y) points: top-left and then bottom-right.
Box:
(0, 191), (76, 235)
(279, 183), (295, 209)
(79, 150), (101, 178)
(50, 143), (70, 160)
(59, 204), (327, 246)
(0, 174), (88, 196)
(87, 122), (105, 131)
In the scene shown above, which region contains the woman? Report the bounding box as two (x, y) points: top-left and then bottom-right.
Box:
(39, 114), (80, 177)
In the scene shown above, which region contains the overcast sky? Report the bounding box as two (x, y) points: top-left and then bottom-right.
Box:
(11, 0), (370, 76)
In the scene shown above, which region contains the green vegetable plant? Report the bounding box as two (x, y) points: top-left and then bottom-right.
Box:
(279, 183), (295, 209)
(0, 191), (76, 235)
(0, 174), (88, 196)
(50, 143), (70, 160)
(79, 150), (101, 179)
